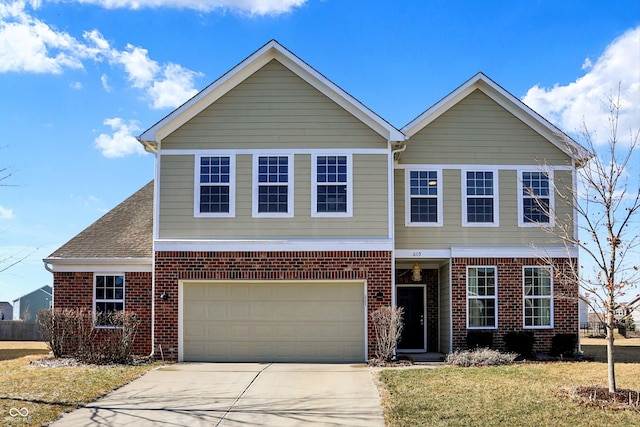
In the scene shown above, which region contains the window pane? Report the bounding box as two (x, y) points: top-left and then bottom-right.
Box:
(467, 198), (494, 223)
(523, 198), (549, 223)
(317, 185), (347, 213)
(258, 186), (288, 213)
(201, 156), (230, 184)
(411, 198), (437, 223)
(468, 299), (496, 327)
(200, 186), (230, 213)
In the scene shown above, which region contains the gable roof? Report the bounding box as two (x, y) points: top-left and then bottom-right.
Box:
(45, 181), (153, 262)
(401, 72), (591, 163)
(138, 40), (404, 150)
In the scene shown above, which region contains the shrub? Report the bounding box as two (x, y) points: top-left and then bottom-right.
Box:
(369, 306), (404, 362)
(466, 330), (493, 349)
(37, 308), (140, 364)
(446, 348), (517, 367)
(503, 331), (535, 358)
(550, 333), (578, 357)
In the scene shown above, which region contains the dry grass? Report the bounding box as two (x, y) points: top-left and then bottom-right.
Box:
(378, 362), (640, 427)
(0, 341), (160, 427)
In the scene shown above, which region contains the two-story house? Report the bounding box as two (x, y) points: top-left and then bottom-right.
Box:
(44, 41), (588, 362)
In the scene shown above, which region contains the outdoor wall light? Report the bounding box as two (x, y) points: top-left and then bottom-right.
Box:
(160, 291), (169, 301)
(411, 261), (422, 282)
(375, 291), (384, 300)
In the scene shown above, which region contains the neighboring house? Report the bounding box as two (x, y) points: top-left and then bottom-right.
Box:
(620, 295), (640, 329)
(44, 41), (589, 362)
(0, 302), (13, 321)
(12, 285), (52, 322)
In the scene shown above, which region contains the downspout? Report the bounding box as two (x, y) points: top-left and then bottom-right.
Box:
(43, 261), (54, 309)
(389, 139), (407, 358)
(138, 135), (158, 359)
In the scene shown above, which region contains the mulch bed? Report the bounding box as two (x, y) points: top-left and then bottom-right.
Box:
(565, 386), (640, 410)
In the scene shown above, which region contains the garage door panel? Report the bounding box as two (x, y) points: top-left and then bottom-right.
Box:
(183, 281), (365, 362)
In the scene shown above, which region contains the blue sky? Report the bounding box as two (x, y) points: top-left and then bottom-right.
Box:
(0, 0), (639, 303)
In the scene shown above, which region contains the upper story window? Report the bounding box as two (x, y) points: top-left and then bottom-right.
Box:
(519, 170), (553, 226)
(196, 155), (235, 217)
(406, 169), (442, 226)
(463, 170), (498, 226)
(467, 266), (497, 329)
(523, 266), (553, 328)
(253, 155), (293, 217)
(94, 274), (124, 327)
(312, 154), (352, 217)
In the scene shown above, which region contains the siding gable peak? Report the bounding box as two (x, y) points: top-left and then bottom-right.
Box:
(138, 40), (404, 150)
(401, 72), (590, 164)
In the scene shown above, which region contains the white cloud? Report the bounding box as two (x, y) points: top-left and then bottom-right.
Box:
(0, 204), (15, 220)
(70, 81), (83, 89)
(148, 63), (200, 109)
(1, 3), (201, 110)
(52, 0), (307, 15)
(94, 117), (146, 158)
(0, 1), (93, 73)
(522, 26), (640, 146)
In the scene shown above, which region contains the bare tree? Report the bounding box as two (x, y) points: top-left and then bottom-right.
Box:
(537, 89), (639, 393)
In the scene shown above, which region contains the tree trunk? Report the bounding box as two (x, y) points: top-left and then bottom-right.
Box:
(607, 311), (617, 393)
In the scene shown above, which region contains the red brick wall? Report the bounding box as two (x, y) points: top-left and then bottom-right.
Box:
(451, 257), (579, 353)
(154, 250), (393, 361)
(52, 271), (153, 356)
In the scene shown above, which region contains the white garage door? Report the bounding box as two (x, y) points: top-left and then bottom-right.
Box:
(181, 281), (365, 363)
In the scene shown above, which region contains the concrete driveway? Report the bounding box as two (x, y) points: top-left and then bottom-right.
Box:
(49, 363), (386, 426)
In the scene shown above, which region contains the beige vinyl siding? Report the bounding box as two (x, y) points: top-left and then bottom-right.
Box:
(395, 168), (572, 249)
(159, 154), (389, 239)
(439, 263), (451, 353)
(161, 60), (388, 151)
(403, 89), (572, 166)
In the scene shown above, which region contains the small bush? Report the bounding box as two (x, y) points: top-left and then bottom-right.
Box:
(37, 308), (140, 364)
(369, 306), (404, 362)
(466, 330), (493, 349)
(550, 333), (578, 357)
(503, 331), (535, 358)
(446, 348), (517, 367)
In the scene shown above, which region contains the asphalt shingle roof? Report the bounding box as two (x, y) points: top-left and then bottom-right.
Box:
(47, 181), (153, 260)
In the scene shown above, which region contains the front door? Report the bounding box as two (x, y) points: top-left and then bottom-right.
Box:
(397, 286), (426, 351)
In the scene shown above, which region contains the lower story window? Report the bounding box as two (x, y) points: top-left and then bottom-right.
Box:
(94, 274), (124, 327)
(467, 266), (497, 328)
(524, 267), (553, 328)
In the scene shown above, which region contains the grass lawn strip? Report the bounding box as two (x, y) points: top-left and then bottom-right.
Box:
(378, 362), (640, 427)
(0, 343), (161, 427)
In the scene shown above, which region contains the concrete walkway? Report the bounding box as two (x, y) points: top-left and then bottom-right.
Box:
(49, 363), (386, 426)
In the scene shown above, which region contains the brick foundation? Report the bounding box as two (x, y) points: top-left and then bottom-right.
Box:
(154, 250), (393, 361)
(451, 257), (579, 353)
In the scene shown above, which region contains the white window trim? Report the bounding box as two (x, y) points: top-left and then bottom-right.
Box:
(194, 153), (236, 218)
(252, 154), (294, 218)
(404, 168), (443, 227)
(461, 169), (499, 227)
(466, 266), (498, 329)
(93, 273), (125, 329)
(522, 266), (554, 329)
(517, 168), (555, 227)
(311, 153), (353, 217)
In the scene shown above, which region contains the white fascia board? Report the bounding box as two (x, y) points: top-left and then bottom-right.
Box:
(154, 239), (393, 252)
(139, 40), (404, 145)
(450, 246), (578, 259)
(43, 258), (153, 273)
(402, 73), (589, 162)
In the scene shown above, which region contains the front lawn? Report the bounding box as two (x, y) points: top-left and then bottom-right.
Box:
(378, 362), (640, 427)
(0, 341), (161, 427)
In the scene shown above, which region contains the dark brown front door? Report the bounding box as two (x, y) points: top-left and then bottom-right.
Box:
(397, 286), (425, 351)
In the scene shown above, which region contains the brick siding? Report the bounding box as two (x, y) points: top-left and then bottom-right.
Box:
(451, 257), (579, 353)
(52, 271), (153, 356)
(154, 250), (393, 361)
